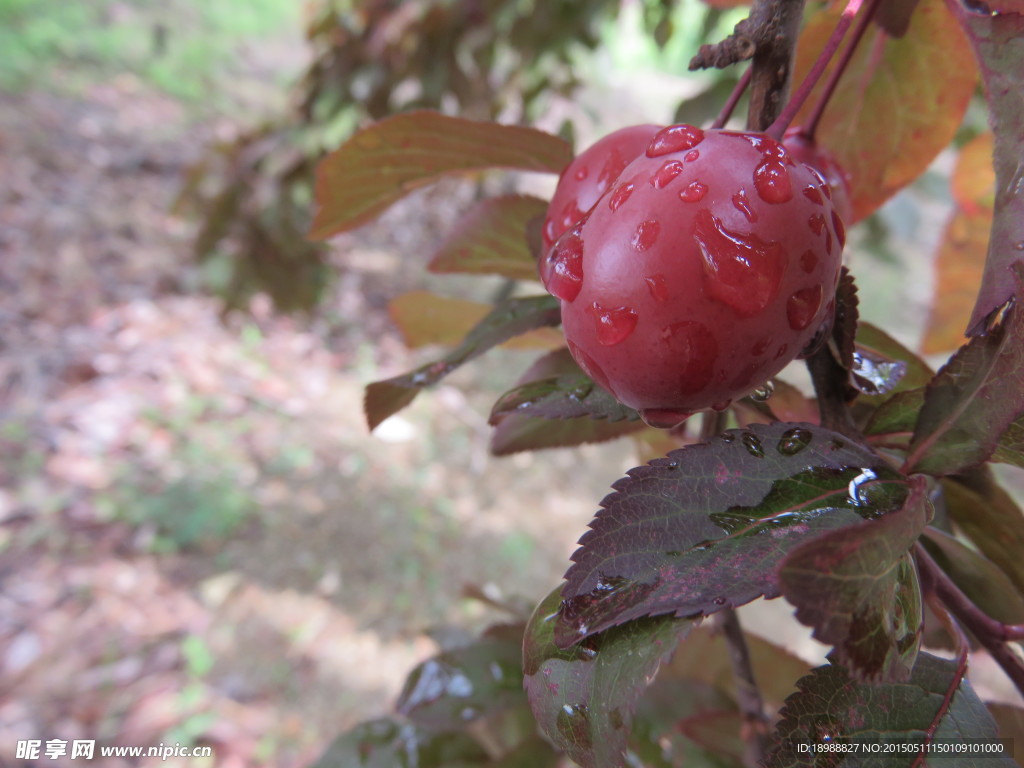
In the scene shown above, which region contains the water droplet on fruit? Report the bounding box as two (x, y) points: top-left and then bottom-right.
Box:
(800, 249), (817, 273)
(732, 189), (758, 222)
(657, 320), (718, 393)
(777, 427), (812, 455)
(647, 124), (705, 157)
(808, 213), (826, 235)
(543, 216), (558, 246)
(543, 229), (585, 302)
(639, 408), (693, 429)
(575, 166), (589, 181)
(775, 343), (789, 359)
(632, 219), (660, 251)
(802, 185), (824, 206)
(741, 432), (765, 458)
(644, 274), (669, 302)
(754, 159), (793, 203)
(693, 209), (784, 316)
(711, 399), (732, 412)
(685, 149), (700, 163)
(832, 210), (846, 249)
(590, 301), (638, 346)
(608, 181), (634, 212)
(650, 159), (685, 189)
(751, 337), (770, 356)
(797, 316), (833, 359)
(750, 380), (774, 401)
(679, 181), (707, 202)
(786, 285), (823, 331)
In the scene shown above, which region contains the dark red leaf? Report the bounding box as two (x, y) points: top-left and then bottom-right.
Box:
(778, 476), (929, 682)
(555, 423), (910, 647)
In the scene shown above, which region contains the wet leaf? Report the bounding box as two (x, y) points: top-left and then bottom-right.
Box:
(732, 379), (819, 427)
(428, 195), (547, 281)
(389, 292), (562, 350)
(905, 287), (1024, 475)
(946, 4), (1024, 335)
(365, 295), (561, 431)
(792, 0), (977, 222)
(310, 718), (489, 768)
(992, 414), (1024, 468)
(778, 476), (929, 682)
(489, 349), (639, 424)
(765, 653), (1015, 767)
(396, 626), (525, 731)
(863, 387), (925, 450)
(943, 470), (1024, 595)
(556, 423), (910, 648)
(921, 527), (1024, 625)
(310, 112), (572, 240)
(522, 587), (692, 768)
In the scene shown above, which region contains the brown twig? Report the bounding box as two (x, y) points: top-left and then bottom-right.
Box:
(716, 609), (770, 768)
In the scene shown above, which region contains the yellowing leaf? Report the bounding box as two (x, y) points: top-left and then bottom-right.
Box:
(951, 132), (995, 214)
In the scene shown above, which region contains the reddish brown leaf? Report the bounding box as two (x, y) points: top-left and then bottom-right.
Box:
(310, 111), (572, 240)
(428, 195), (547, 281)
(792, 0), (977, 222)
(951, 132), (996, 214)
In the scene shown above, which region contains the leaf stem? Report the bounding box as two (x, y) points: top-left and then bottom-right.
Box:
(917, 543), (1024, 698)
(716, 609), (770, 768)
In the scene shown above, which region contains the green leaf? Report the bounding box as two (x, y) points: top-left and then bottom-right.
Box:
(765, 653), (1016, 768)
(792, 0), (977, 222)
(943, 470), (1024, 596)
(489, 348), (645, 455)
(778, 477), (930, 682)
(364, 295), (561, 431)
(921, 527), (1024, 625)
(310, 111), (572, 240)
(522, 587), (692, 768)
(556, 423), (910, 648)
(428, 195), (548, 281)
(946, 4), (1024, 335)
(863, 387), (925, 450)
(905, 292), (1024, 475)
(992, 414), (1024, 468)
(310, 718), (489, 768)
(396, 625), (525, 731)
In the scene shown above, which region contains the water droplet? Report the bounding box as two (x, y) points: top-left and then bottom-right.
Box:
(650, 159), (685, 189)
(732, 189), (758, 222)
(693, 209), (784, 316)
(848, 468), (879, 506)
(777, 427), (812, 456)
(567, 340), (614, 396)
(711, 399), (732, 411)
(720, 433), (736, 443)
(632, 219), (661, 251)
(542, 228), (585, 302)
(831, 210), (846, 249)
(608, 181), (634, 212)
(802, 185), (825, 206)
(712, 596), (727, 606)
(1016, 241), (1024, 251)
(750, 380), (774, 401)
(787, 285), (823, 331)
(685, 149), (700, 163)
(644, 274), (669, 302)
(754, 159), (793, 203)
(679, 180), (707, 202)
(569, 381), (593, 401)
(800, 249), (818, 273)
(590, 301), (638, 346)
(647, 124), (705, 157)
(543, 216), (558, 246)
(640, 408), (693, 429)
(657, 320), (718, 394)
(741, 432), (765, 458)
(751, 337), (770, 356)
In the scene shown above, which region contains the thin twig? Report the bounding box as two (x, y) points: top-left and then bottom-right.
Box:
(717, 609), (770, 768)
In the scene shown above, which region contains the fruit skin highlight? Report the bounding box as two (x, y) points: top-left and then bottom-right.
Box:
(542, 124), (662, 252)
(541, 124), (846, 427)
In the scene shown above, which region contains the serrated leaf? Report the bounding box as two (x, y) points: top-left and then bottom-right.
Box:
(310, 111), (572, 240)
(921, 527), (1024, 625)
(765, 653), (1015, 768)
(365, 295), (560, 431)
(905, 289), (1024, 475)
(522, 587), (692, 768)
(946, 4), (1024, 335)
(831, 268), (860, 373)
(555, 423), (910, 648)
(993, 414), (1024, 468)
(792, 0), (977, 222)
(428, 195), (547, 281)
(943, 470), (1024, 595)
(310, 718), (489, 768)
(389, 292), (562, 350)
(396, 626), (525, 731)
(778, 476), (929, 682)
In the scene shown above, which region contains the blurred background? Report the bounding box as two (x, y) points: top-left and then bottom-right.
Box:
(0, 1), (1007, 766)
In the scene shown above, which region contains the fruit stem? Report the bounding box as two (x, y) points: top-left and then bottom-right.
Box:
(765, 0), (865, 140)
(715, 608), (769, 768)
(802, 0), (884, 141)
(711, 67), (752, 129)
